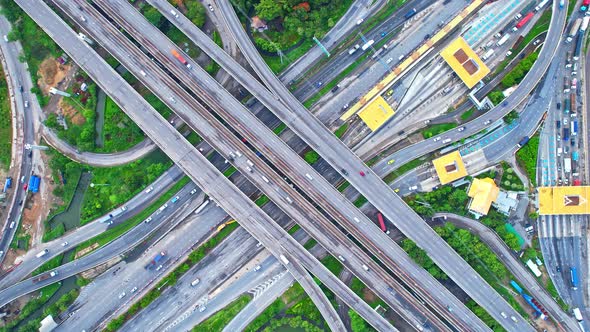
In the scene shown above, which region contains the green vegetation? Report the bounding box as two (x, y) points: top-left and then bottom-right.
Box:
(10, 219), (31, 251)
(273, 122), (287, 135)
(350, 309), (376, 332)
(401, 239), (447, 280)
(466, 299), (505, 332)
(501, 51), (539, 88)
(45, 147), (83, 218)
(244, 281), (330, 332)
(502, 110), (519, 125)
(0, 0), (60, 107)
(337, 180), (350, 192)
(421, 123), (457, 139)
(255, 195), (270, 206)
(499, 161), (524, 191)
(303, 149), (320, 164)
(353, 195), (368, 208)
(321, 255), (343, 276)
(303, 238), (318, 250)
(191, 295), (251, 331)
(460, 108), (475, 122)
(383, 157), (427, 184)
(435, 223), (527, 318)
(488, 90), (505, 105)
(567, 0), (578, 21)
(43, 223), (65, 242)
(303, 60), (361, 108)
(10, 288), (81, 332)
(106, 221), (240, 331)
(288, 224), (300, 235)
(75, 177), (190, 256)
(347, 277), (388, 330)
(0, 283), (61, 332)
(515, 134), (539, 187)
(334, 123), (349, 139)
(223, 166), (237, 177)
(32, 254), (64, 276)
(98, 97), (144, 152)
(407, 185), (469, 217)
(174, 0), (206, 28)
(480, 210), (522, 251)
(0, 67), (10, 170)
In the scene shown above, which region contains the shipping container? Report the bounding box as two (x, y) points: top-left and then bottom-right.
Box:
(515, 12), (535, 30)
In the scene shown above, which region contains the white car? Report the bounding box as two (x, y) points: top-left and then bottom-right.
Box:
(190, 188), (198, 195)
(408, 185), (418, 191)
(156, 265), (163, 271)
(458, 126), (466, 132)
(130, 287), (138, 293)
(433, 137), (441, 142)
(3, 35), (7, 42)
(207, 4), (214, 11)
(144, 217), (153, 224)
(61, 241), (69, 247)
(199, 306), (206, 312)
(145, 186), (154, 193)
(121, 205), (128, 211)
(386, 57), (393, 64)
(118, 292), (126, 299)
(254, 265), (261, 271)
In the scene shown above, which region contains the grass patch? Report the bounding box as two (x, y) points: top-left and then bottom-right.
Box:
(337, 181), (350, 192)
(383, 157), (427, 184)
(191, 295), (251, 331)
(223, 166), (237, 177)
(303, 238), (318, 250)
(460, 108), (475, 122)
(353, 195), (368, 208)
(42, 223), (65, 243)
(421, 123), (457, 139)
(97, 96), (144, 152)
(499, 161), (525, 191)
(0, 283), (61, 331)
(106, 221), (240, 331)
(74, 176), (191, 257)
(303, 150), (320, 164)
(255, 195), (270, 206)
(288, 224), (301, 235)
(334, 123), (349, 139)
(32, 254), (64, 276)
(0, 66), (11, 170)
(321, 255), (343, 276)
(263, 39), (316, 74)
(515, 134), (539, 187)
(273, 122), (287, 135)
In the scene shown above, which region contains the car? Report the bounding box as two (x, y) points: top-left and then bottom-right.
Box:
(331, 85), (340, 93)
(207, 4), (214, 11)
(342, 103), (349, 110)
(0, 251), (4, 256)
(571, 139), (575, 146)
(118, 292), (126, 299)
(533, 39), (540, 46)
(144, 217), (153, 224)
(458, 126), (466, 132)
(408, 185), (418, 191)
(484, 120), (492, 125)
(556, 266), (561, 272)
(145, 186), (154, 193)
(254, 265), (261, 271)
(61, 241), (69, 246)
(359, 171), (366, 176)
(501, 101), (508, 107)
(190, 188), (198, 195)
(387, 159), (395, 165)
(19, 85), (23, 92)
(171, 196), (180, 203)
(23, 183), (28, 191)
(24, 101), (29, 108)
(341, 169), (348, 176)
(564, 118), (568, 126)
(381, 31), (386, 37)
(394, 188), (400, 192)
(356, 18), (364, 25)
(501, 312), (508, 318)
(315, 82), (323, 88)
(199, 306), (206, 312)
(398, 54), (404, 61)
(442, 138), (451, 143)
(156, 265), (163, 271)
(386, 57), (393, 64)
(28, 150), (32, 158)
(433, 137), (441, 142)
(557, 102), (561, 109)
(131, 287), (138, 293)
(121, 205), (127, 211)
(2, 35), (7, 42)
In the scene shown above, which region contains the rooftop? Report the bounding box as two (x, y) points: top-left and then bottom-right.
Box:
(440, 37), (490, 88)
(538, 186), (590, 215)
(432, 151), (468, 185)
(467, 178), (499, 217)
(357, 96), (396, 131)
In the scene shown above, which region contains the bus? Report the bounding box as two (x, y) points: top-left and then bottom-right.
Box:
(571, 267), (579, 290)
(377, 213), (390, 234)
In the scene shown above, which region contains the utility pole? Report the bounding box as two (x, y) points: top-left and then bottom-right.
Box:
(313, 36), (330, 57)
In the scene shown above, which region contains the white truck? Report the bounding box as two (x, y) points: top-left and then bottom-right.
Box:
(36, 249), (49, 258)
(481, 49), (495, 61)
(496, 34), (510, 47)
(279, 254), (290, 265)
(573, 307), (583, 321)
(564, 158), (572, 173)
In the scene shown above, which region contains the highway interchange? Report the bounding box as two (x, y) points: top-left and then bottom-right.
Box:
(0, 0), (588, 331)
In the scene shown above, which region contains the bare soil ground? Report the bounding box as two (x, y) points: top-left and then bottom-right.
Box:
(80, 256), (121, 279)
(59, 99), (85, 126)
(37, 58), (70, 95)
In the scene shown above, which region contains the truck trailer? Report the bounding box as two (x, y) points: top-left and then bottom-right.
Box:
(496, 34), (511, 46)
(171, 49), (191, 68)
(567, 18), (582, 42)
(32, 271), (58, 283)
(565, 158), (572, 173)
(514, 12), (534, 31)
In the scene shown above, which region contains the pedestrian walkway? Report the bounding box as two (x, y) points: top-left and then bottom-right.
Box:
(460, 121), (518, 155)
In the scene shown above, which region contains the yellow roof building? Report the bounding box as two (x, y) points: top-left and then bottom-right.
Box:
(538, 186), (590, 215)
(440, 37), (490, 89)
(467, 178), (499, 217)
(357, 96), (395, 131)
(432, 151), (468, 185)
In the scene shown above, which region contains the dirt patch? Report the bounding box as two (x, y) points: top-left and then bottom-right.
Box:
(80, 256), (121, 279)
(0, 292), (34, 327)
(75, 243), (99, 260)
(361, 287), (377, 304)
(59, 99), (85, 126)
(37, 58), (70, 95)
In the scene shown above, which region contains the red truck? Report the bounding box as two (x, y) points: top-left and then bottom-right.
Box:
(377, 213), (388, 233)
(516, 13), (534, 29)
(171, 49), (191, 68)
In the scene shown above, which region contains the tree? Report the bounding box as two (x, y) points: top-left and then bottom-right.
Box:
(255, 0), (284, 20)
(185, 1), (206, 27)
(144, 6), (163, 26)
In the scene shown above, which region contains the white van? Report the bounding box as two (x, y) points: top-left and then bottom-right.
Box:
(191, 278), (200, 287)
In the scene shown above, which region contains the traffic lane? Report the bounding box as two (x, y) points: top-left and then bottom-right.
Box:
(148, 1), (485, 329)
(0, 165), (185, 289)
(0, 185), (201, 307)
(61, 201), (223, 332)
(372, 5), (567, 175)
(78, 2), (432, 329)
